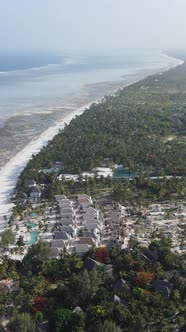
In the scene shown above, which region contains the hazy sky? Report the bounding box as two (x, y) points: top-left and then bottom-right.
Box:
(1, 0), (186, 50)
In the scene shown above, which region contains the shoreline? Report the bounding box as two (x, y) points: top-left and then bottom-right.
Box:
(0, 54), (184, 230)
(0, 102), (94, 228)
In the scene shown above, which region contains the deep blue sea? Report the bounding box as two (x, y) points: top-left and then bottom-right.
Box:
(0, 51), (63, 72)
(0, 48), (181, 167)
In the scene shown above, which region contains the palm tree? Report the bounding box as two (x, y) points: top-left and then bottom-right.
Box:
(38, 222), (43, 231)
(44, 225), (48, 233)
(27, 225), (31, 232)
(10, 248), (14, 256)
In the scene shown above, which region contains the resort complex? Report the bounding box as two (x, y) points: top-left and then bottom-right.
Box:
(1, 171), (186, 261)
(1, 53), (186, 331)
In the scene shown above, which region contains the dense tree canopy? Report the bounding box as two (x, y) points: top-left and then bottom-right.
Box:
(0, 229), (15, 250)
(2, 56), (186, 331)
(18, 63), (186, 187)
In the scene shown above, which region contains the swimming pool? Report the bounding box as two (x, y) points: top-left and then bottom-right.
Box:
(26, 221), (37, 228)
(31, 212), (38, 217)
(29, 231), (39, 245)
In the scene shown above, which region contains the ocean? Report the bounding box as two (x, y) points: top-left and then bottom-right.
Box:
(0, 49), (181, 168)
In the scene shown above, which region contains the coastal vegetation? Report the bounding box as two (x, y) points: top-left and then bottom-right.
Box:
(15, 61), (186, 210)
(2, 58), (186, 331)
(18, 62), (186, 186)
(0, 236), (186, 331)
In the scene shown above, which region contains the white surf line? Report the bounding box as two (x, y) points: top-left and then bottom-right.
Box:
(0, 102), (93, 229)
(0, 55), (183, 230)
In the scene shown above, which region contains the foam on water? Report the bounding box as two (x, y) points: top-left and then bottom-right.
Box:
(0, 49), (183, 228)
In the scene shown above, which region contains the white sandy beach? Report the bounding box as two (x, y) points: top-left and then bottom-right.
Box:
(0, 55), (184, 231)
(0, 102), (93, 229)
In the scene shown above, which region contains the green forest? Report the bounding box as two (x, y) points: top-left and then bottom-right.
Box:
(3, 56), (186, 331)
(19, 61), (186, 185)
(0, 235), (186, 332)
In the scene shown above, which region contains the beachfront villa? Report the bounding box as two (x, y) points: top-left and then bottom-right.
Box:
(25, 179), (37, 188)
(30, 185), (42, 201)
